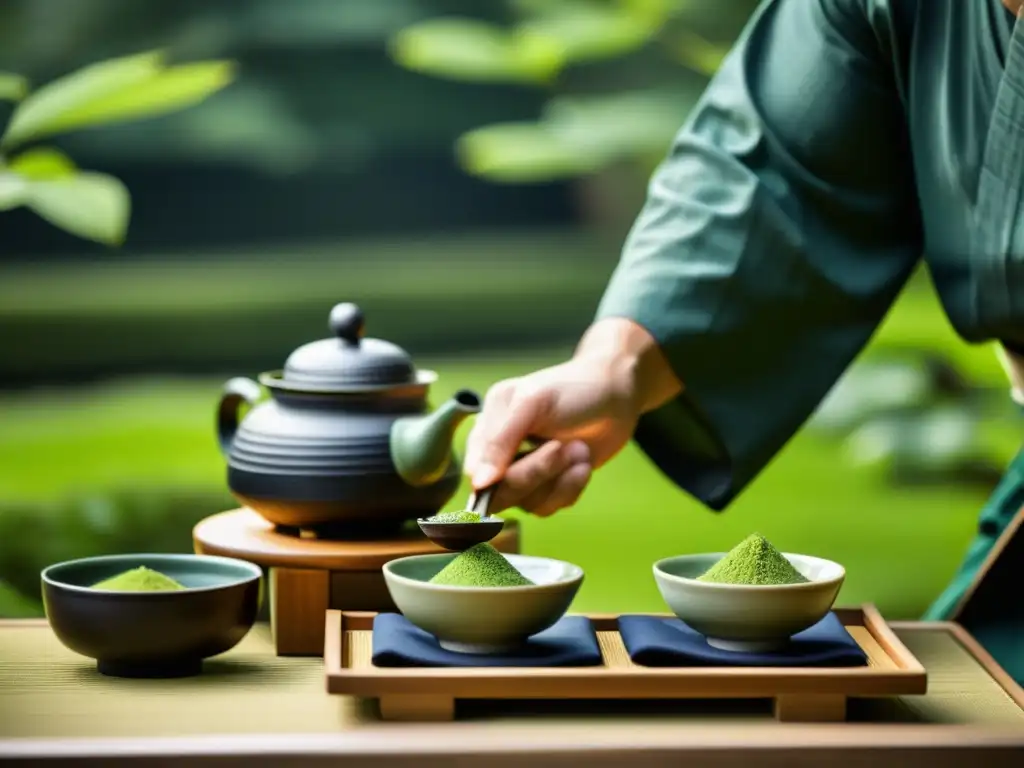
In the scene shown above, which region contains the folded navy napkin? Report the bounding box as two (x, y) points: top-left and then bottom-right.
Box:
(371, 613), (603, 667)
(618, 613), (867, 667)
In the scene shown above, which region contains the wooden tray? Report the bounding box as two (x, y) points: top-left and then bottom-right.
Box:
(324, 605), (928, 723)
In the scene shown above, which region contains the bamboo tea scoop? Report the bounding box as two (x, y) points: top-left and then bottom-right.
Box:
(417, 484), (504, 552)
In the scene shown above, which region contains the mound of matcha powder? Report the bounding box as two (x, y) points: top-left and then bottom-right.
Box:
(426, 510), (481, 523)
(697, 533), (808, 585)
(91, 566), (185, 592)
(429, 543), (533, 587)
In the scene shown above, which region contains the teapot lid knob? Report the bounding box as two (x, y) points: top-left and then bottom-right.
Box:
(329, 303), (365, 345)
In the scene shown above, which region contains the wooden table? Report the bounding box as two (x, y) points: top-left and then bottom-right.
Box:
(1, 619), (1023, 767)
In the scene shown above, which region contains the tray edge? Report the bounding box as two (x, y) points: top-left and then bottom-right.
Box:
(324, 605), (929, 699)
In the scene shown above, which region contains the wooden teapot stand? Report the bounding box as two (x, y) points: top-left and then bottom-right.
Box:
(192, 508), (521, 657)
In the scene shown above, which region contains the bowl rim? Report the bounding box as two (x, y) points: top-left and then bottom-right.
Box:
(41, 553), (263, 595)
(652, 551), (846, 591)
(383, 551), (584, 592)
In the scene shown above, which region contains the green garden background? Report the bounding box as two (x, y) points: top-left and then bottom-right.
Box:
(0, 0), (1017, 620)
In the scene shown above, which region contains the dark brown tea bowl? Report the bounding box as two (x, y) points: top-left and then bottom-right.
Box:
(41, 553), (262, 679)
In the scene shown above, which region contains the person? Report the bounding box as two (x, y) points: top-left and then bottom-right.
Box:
(462, 0), (1024, 679)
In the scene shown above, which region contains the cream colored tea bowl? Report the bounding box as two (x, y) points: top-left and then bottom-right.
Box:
(383, 553), (583, 654)
(652, 553), (845, 652)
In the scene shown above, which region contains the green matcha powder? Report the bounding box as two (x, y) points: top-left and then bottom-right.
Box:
(92, 566), (185, 592)
(429, 543), (533, 587)
(697, 533), (808, 585)
(426, 510), (482, 523)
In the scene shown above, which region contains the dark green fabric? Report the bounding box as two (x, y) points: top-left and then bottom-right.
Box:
(597, 0), (924, 509)
(924, 447), (1024, 621)
(925, 445), (1024, 684)
(597, 0), (1024, 509)
(595, 0), (1024, 663)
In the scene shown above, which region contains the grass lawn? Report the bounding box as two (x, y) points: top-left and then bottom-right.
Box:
(0, 257), (1016, 620)
(0, 358), (1003, 621)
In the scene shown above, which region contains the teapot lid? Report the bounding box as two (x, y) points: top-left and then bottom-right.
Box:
(281, 303), (417, 390)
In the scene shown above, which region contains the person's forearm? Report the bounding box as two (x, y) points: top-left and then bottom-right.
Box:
(574, 317), (683, 415)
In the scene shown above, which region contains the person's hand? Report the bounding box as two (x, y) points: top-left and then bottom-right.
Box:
(463, 318), (683, 517)
(463, 358), (637, 516)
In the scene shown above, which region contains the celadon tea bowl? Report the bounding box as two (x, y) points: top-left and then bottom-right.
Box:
(42, 553), (262, 678)
(653, 553), (845, 652)
(383, 552), (583, 654)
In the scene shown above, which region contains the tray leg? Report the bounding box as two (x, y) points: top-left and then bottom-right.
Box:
(378, 694), (456, 722)
(773, 694), (847, 722)
(270, 567), (329, 657)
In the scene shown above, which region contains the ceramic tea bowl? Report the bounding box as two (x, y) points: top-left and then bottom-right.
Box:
(383, 553), (583, 654)
(42, 553), (262, 678)
(652, 553), (845, 652)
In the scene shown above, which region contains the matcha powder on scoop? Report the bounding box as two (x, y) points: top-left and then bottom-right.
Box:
(429, 543), (533, 587)
(697, 533), (809, 586)
(426, 510), (482, 523)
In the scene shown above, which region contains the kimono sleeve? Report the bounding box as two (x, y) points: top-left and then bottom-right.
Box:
(595, 0), (923, 509)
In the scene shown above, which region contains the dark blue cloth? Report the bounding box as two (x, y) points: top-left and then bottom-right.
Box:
(618, 612), (867, 667)
(371, 613), (603, 667)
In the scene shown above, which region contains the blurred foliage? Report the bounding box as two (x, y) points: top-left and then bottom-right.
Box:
(0, 1), (552, 180)
(0, 48), (233, 245)
(0, 487), (233, 617)
(0, 0), (1010, 627)
(0, 231), (614, 385)
(389, 0), (759, 182)
(810, 351), (1019, 490)
(0, 256), (1014, 620)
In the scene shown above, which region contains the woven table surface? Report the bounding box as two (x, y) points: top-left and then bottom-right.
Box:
(0, 622), (1021, 739)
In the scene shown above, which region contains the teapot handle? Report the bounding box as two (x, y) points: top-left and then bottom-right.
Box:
(217, 377), (263, 456)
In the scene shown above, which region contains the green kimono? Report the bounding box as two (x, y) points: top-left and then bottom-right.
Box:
(597, 0), (1023, 676)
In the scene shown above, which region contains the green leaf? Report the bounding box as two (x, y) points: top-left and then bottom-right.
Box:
(0, 72), (29, 102)
(457, 122), (604, 183)
(23, 172), (131, 246)
(668, 30), (729, 76)
(0, 173), (27, 211)
(512, 0), (679, 24)
(517, 3), (662, 64)
(3, 50), (165, 148)
(2, 51), (235, 149)
(541, 89), (687, 155)
(0, 148), (81, 215)
(389, 18), (564, 84)
(8, 147), (78, 180)
(623, 0), (678, 15)
(25, 61), (236, 142)
(455, 89), (696, 184)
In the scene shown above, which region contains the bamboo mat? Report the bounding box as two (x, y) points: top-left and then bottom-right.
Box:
(0, 624), (366, 739)
(0, 623), (1021, 739)
(853, 631), (1024, 725)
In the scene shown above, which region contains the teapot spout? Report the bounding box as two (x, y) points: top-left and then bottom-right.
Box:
(391, 389), (481, 487)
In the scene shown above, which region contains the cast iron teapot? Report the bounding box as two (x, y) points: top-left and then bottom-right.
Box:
(216, 302), (481, 534)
